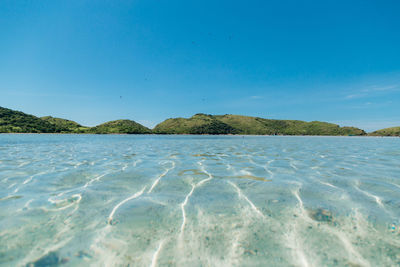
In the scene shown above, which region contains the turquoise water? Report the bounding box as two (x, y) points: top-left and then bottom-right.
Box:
(0, 135), (399, 266)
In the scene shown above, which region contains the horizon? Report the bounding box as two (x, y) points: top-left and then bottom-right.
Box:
(1, 1), (399, 132)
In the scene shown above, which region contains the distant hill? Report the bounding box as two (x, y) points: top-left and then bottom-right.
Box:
(41, 116), (89, 133)
(369, 126), (400, 136)
(154, 114), (366, 136)
(87, 120), (152, 134)
(0, 106), (370, 135)
(0, 106), (150, 134)
(0, 107), (58, 133)
(153, 114), (238, 134)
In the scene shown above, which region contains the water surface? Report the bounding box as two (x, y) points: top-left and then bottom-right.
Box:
(0, 135), (399, 266)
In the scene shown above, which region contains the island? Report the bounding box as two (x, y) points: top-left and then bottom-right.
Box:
(1, 106), (398, 136)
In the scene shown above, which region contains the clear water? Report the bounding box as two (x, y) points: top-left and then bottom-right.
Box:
(0, 135), (399, 267)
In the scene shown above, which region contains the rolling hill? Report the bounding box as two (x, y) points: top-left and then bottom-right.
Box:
(0, 106), (150, 134)
(86, 120), (152, 134)
(41, 116), (89, 133)
(0, 107), (58, 133)
(154, 114), (367, 136)
(369, 126), (400, 136)
(1, 106), (388, 136)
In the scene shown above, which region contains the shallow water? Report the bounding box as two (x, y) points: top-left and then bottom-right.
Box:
(0, 134), (399, 266)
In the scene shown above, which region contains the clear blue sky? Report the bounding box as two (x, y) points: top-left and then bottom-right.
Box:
(1, 0), (399, 131)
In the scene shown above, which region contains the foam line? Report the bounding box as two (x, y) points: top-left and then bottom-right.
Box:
(263, 165), (274, 177)
(354, 181), (384, 208)
(148, 161), (175, 193)
(217, 155), (232, 170)
(290, 161), (298, 170)
(46, 171), (111, 204)
(46, 194), (82, 211)
(363, 189), (383, 207)
(22, 171), (47, 185)
(24, 199), (34, 208)
(292, 187), (321, 223)
(22, 176), (34, 185)
(83, 172), (109, 189)
(55, 171), (111, 199)
(133, 159), (142, 167)
(150, 240), (165, 267)
(318, 181), (339, 189)
(389, 182), (400, 190)
(18, 161), (30, 168)
(180, 184), (195, 235)
(228, 181), (265, 218)
(242, 155), (274, 178)
(196, 161), (213, 186)
(291, 187), (316, 224)
(179, 162), (214, 237)
(108, 186), (146, 224)
(288, 188), (312, 267)
(74, 161), (86, 169)
(122, 164), (128, 171)
(293, 189), (304, 210)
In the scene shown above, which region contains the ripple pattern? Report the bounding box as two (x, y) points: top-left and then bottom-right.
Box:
(0, 134), (399, 266)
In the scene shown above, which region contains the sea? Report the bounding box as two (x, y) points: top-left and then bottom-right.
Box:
(0, 134), (399, 266)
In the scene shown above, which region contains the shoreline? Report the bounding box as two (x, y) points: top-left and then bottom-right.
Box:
(0, 133), (398, 137)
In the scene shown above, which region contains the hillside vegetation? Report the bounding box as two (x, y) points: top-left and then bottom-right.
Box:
(0, 107), (58, 133)
(86, 120), (152, 134)
(0, 106), (150, 134)
(2, 106), (395, 136)
(153, 114), (238, 134)
(154, 114), (366, 136)
(369, 127), (400, 136)
(41, 116), (89, 133)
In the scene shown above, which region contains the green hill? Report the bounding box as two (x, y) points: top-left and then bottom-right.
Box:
(369, 126), (400, 136)
(0, 106), (150, 134)
(0, 107), (58, 133)
(153, 114), (238, 134)
(41, 116), (89, 133)
(0, 106), (369, 135)
(87, 120), (152, 134)
(154, 114), (366, 136)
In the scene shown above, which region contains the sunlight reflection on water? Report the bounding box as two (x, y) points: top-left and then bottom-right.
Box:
(0, 135), (399, 266)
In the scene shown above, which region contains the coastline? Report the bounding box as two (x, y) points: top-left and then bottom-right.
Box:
(2, 106), (398, 136)
(0, 133), (398, 137)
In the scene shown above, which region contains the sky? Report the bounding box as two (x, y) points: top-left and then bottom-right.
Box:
(1, 0), (399, 131)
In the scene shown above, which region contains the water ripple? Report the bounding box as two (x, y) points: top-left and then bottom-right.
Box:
(0, 135), (399, 266)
